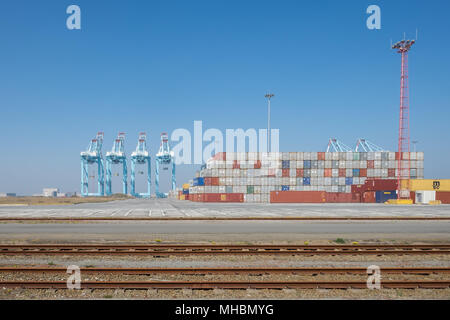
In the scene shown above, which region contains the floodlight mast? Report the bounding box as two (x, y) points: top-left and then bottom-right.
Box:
(265, 93), (274, 152)
(392, 38), (415, 200)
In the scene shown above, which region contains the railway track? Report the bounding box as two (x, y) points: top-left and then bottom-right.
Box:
(1, 280), (449, 290)
(1, 244), (450, 256)
(0, 216), (449, 221)
(1, 266), (449, 275)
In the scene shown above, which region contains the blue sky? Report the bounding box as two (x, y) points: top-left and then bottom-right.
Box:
(0, 0), (449, 195)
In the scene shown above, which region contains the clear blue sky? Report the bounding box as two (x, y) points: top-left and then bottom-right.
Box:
(0, 0), (449, 195)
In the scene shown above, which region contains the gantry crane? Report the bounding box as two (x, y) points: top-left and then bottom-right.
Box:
(105, 132), (127, 195)
(155, 132), (176, 198)
(326, 138), (353, 152)
(130, 132), (151, 198)
(355, 139), (386, 152)
(80, 132), (105, 197)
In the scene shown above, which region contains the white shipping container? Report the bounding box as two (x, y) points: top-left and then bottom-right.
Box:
(296, 152), (304, 161)
(290, 169), (296, 177)
(339, 161), (346, 169)
(289, 152), (297, 161)
(415, 191), (436, 204)
(332, 169), (339, 177)
(338, 177), (345, 186)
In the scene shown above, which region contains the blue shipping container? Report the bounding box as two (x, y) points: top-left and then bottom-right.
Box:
(282, 160), (290, 169)
(281, 185), (290, 191)
(303, 177), (311, 186)
(182, 189), (189, 195)
(303, 160), (311, 169)
(193, 177), (205, 186)
(375, 190), (397, 203)
(345, 177), (353, 185)
(352, 169), (360, 177)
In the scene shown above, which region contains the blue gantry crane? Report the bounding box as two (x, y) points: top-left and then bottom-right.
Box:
(80, 132), (105, 197)
(355, 139), (386, 152)
(326, 138), (353, 152)
(130, 132), (151, 198)
(105, 132), (127, 195)
(155, 132), (176, 198)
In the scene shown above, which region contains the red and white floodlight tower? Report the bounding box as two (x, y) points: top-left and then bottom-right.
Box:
(392, 38), (415, 200)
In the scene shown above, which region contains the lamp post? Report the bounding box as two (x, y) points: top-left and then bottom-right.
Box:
(265, 93), (274, 152)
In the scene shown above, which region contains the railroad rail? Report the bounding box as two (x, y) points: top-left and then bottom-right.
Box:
(1, 267), (449, 275)
(0, 244), (450, 256)
(1, 280), (449, 289)
(0, 217), (449, 221)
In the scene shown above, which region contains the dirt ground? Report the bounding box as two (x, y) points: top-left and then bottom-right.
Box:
(0, 195), (130, 206)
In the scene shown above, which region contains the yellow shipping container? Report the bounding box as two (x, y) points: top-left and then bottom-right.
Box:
(401, 179), (450, 192)
(182, 183), (190, 189)
(179, 195), (185, 200)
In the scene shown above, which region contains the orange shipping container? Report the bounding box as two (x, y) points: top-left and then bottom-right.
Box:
(270, 191), (326, 203)
(339, 169), (346, 177)
(211, 177), (219, 186)
(367, 160), (374, 169)
(254, 160), (262, 169)
(318, 152), (325, 160)
(296, 169), (304, 177)
(282, 169), (290, 177)
(362, 191), (376, 203)
(324, 169), (332, 177)
(360, 169), (367, 177)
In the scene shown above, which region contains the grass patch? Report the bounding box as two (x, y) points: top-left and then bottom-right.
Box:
(334, 238), (346, 244)
(48, 261), (55, 266)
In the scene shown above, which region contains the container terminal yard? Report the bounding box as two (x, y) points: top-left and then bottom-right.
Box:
(1, 2), (449, 304)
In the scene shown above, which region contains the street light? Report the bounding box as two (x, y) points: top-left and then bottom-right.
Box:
(412, 140), (418, 152)
(265, 93), (274, 152)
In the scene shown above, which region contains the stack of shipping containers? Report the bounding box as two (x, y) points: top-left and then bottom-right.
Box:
(185, 151), (425, 203)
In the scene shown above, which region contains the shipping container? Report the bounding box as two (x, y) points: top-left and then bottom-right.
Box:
(415, 191), (436, 204)
(270, 191), (326, 203)
(193, 177), (205, 186)
(362, 191), (376, 203)
(436, 192), (450, 204)
(375, 190), (397, 203)
(401, 179), (450, 192)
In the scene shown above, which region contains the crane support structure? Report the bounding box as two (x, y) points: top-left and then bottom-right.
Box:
(392, 39), (415, 200)
(155, 132), (176, 198)
(326, 138), (353, 152)
(80, 132), (105, 197)
(355, 139), (386, 152)
(105, 132), (127, 196)
(131, 132), (151, 198)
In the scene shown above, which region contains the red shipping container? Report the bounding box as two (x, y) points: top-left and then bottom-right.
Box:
(270, 191), (326, 203)
(213, 152), (226, 161)
(296, 169), (304, 177)
(352, 193), (361, 203)
(233, 160), (240, 169)
(436, 192), (450, 204)
(362, 191), (376, 203)
(324, 169), (332, 177)
(254, 160), (262, 169)
(351, 185), (362, 193)
(359, 169), (367, 177)
(339, 169), (346, 177)
(226, 193), (244, 203)
(365, 179), (398, 191)
(325, 193), (339, 203)
(388, 169), (396, 177)
(211, 177), (219, 186)
(367, 160), (374, 169)
(282, 169), (290, 177)
(204, 177), (212, 186)
(318, 152), (325, 160)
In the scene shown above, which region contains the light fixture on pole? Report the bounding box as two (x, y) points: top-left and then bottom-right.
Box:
(412, 140), (418, 152)
(265, 93), (274, 152)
